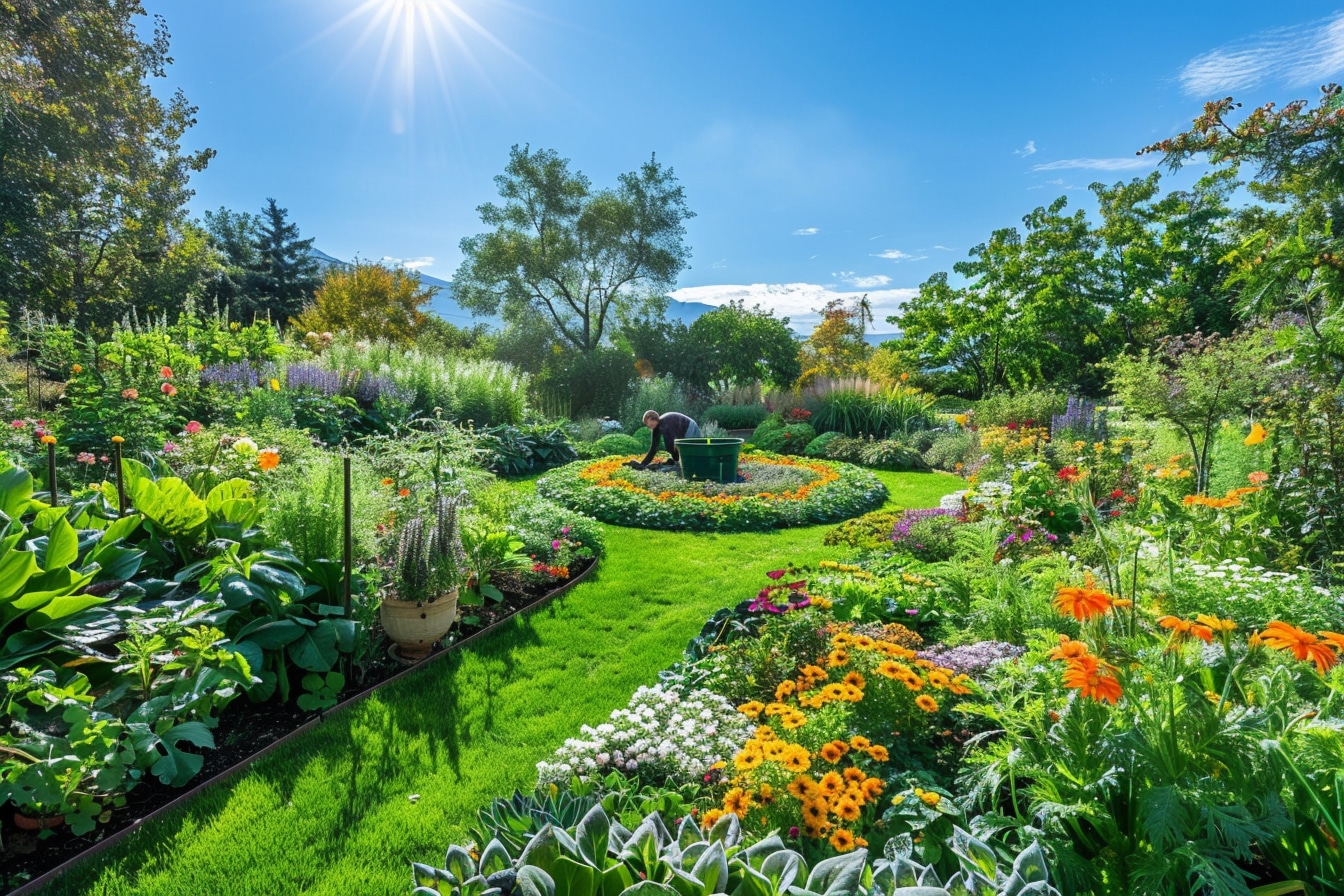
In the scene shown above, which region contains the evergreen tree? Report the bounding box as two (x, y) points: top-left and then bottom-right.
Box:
(248, 198), (318, 322)
(201, 206), (261, 311)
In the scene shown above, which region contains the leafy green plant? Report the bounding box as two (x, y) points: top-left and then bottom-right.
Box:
(461, 523), (529, 606)
(704, 405), (769, 430)
(297, 671), (346, 712)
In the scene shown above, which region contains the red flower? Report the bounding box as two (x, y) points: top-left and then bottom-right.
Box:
(160, 366), (174, 379)
(1057, 466), (1081, 483)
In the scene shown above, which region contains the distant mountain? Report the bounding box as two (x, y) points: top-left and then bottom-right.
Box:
(308, 248), (723, 333)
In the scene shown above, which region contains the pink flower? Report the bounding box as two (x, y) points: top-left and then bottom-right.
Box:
(160, 382), (177, 397)
(99, 455), (109, 463)
(122, 388), (139, 400)
(561, 526), (571, 535)
(76, 452), (95, 465)
(10, 419), (25, 428)
(162, 441), (178, 453)
(765, 569), (786, 580)
(160, 366), (174, 379)
(185, 420), (202, 435)
(552, 540), (561, 550)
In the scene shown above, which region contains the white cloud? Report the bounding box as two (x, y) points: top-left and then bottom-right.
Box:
(872, 249), (927, 261)
(931, 245), (953, 251)
(381, 255), (435, 270)
(669, 282), (916, 333)
(847, 274), (892, 288)
(1031, 157), (1154, 172)
(711, 258), (728, 269)
(792, 227), (819, 236)
(1014, 140), (1037, 157)
(1180, 13), (1344, 96)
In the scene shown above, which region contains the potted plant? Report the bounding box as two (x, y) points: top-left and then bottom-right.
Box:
(379, 494), (465, 663)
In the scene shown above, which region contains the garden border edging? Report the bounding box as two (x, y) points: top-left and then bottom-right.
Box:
(7, 558), (600, 896)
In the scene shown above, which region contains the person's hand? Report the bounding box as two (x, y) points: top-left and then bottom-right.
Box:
(624, 460), (645, 469)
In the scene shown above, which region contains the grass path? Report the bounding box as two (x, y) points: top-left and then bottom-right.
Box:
(38, 471), (961, 896)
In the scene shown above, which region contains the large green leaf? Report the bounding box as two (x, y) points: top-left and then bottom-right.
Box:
(43, 516), (79, 569)
(804, 850), (868, 896)
(479, 839), (513, 878)
(517, 866), (557, 896)
(218, 573), (280, 613)
(150, 721), (215, 787)
(288, 618), (340, 672)
(205, 479), (260, 525)
(691, 841), (729, 895)
(576, 803), (611, 867)
(27, 594), (113, 629)
(87, 545), (145, 582)
(236, 618), (305, 649)
(130, 475), (208, 537)
(0, 462), (36, 521)
(0, 542), (40, 603)
(551, 855), (598, 896)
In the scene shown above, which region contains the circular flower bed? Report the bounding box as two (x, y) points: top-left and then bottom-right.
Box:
(536, 454), (887, 531)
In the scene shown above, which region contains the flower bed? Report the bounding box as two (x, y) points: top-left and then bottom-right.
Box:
(536, 454), (887, 531)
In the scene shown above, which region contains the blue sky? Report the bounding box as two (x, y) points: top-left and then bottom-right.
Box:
(145, 1), (1344, 333)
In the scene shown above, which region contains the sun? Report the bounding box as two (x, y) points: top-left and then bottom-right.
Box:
(310, 0), (533, 133)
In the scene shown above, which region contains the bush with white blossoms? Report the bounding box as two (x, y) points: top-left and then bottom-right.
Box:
(536, 684), (750, 787)
(1161, 557), (1342, 631)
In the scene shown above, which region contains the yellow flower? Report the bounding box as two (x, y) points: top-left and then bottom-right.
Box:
(723, 787), (753, 818)
(738, 701), (765, 719)
(111, 435), (125, 444)
(1244, 423), (1267, 446)
(916, 788), (941, 808)
(915, 694), (940, 713)
(829, 829), (857, 852)
(734, 749), (763, 772)
(269, 378), (281, 391)
(40, 434), (56, 445)
(700, 809), (725, 831)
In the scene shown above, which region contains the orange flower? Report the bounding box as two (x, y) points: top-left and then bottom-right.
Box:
(865, 744), (889, 762)
(71, 363), (83, 374)
(1053, 585), (1114, 621)
(842, 671), (866, 689)
(848, 735), (871, 751)
(381, 477), (394, 486)
(915, 694), (940, 713)
(398, 488), (410, 497)
(1195, 614), (1237, 634)
(828, 829), (856, 852)
(819, 742), (846, 763)
(1259, 621), (1338, 674)
(257, 448), (280, 471)
(160, 366), (174, 379)
(1248, 471), (1269, 485)
(1061, 655), (1123, 704)
(1244, 423), (1267, 446)
(40, 434), (56, 445)
(737, 701), (765, 719)
(774, 680), (796, 700)
(1047, 634), (1091, 661)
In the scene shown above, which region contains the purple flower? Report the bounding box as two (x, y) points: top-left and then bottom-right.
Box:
(905, 608), (919, 616)
(1020, 529), (1033, 543)
(918, 640), (1025, 676)
(1046, 533), (1058, 542)
(561, 526), (571, 535)
(788, 827), (800, 839)
(552, 539), (562, 550)
(765, 569), (786, 580)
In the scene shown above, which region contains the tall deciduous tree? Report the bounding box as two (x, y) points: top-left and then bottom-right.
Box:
(0, 0), (213, 325)
(688, 301), (800, 392)
(454, 145), (694, 353)
(799, 298), (870, 384)
(291, 261), (434, 345)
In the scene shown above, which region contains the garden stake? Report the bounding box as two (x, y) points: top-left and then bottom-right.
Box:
(114, 439), (127, 515)
(46, 439), (58, 506)
(343, 454), (353, 616)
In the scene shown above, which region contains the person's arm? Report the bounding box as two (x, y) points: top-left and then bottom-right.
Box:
(638, 426), (660, 466)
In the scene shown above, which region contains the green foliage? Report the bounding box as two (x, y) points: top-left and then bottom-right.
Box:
(590, 434), (645, 457)
(750, 418), (815, 455)
(689, 301), (801, 391)
(803, 431), (845, 458)
(454, 146), (694, 353)
(920, 430), (974, 472)
(619, 375), (707, 435)
(477, 423), (579, 477)
(703, 404), (769, 430)
(822, 511), (901, 552)
(248, 198), (320, 323)
(970, 389), (1067, 428)
(535, 345), (637, 421)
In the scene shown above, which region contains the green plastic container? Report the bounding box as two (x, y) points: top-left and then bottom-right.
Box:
(676, 438), (745, 483)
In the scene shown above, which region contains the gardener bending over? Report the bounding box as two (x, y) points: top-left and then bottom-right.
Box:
(631, 410), (701, 468)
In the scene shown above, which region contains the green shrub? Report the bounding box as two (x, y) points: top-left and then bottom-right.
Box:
(823, 510), (902, 551)
(591, 433), (644, 456)
(922, 429), (974, 471)
(859, 438), (930, 472)
(619, 374), (708, 434)
(752, 418), (815, 455)
(972, 388), (1067, 427)
(704, 403), (769, 430)
(804, 430), (846, 457)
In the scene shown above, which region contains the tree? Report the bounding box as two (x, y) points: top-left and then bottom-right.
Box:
(618, 310), (714, 392)
(688, 301), (800, 392)
(454, 145), (694, 352)
(202, 207), (261, 311)
(249, 198), (319, 322)
(0, 0), (214, 325)
(798, 298), (870, 384)
(1107, 330), (1271, 492)
(291, 261), (434, 345)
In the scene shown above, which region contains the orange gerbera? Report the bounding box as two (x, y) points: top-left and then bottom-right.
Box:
(842, 767), (866, 783)
(915, 694), (940, 713)
(842, 671), (866, 689)
(723, 788), (753, 818)
(1054, 585), (1114, 621)
(257, 448), (280, 471)
(827, 649), (850, 667)
(1258, 621), (1338, 674)
(861, 777), (885, 800)
(819, 742), (846, 763)
(787, 776), (818, 799)
(1195, 614), (1237, 635)
(848, 735), (871, 751)
(775, 680), (797, 700)
(866, 744), (890, 762)
(819, 772), (845, 795)
(1047, 634), (1091, 661)
(1061, 655), (1123, 704)
(834, 799), (861, 822)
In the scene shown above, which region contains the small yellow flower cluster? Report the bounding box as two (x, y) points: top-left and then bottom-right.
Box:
(1150, 454), (1194, 480)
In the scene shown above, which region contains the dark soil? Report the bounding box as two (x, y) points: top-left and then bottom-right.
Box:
(0, 558), (594, 895)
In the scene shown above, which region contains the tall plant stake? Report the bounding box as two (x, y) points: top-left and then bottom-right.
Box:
(343, 454), (353, 616)
(46, 439), (58, 506)
(113, 439), (127, 515)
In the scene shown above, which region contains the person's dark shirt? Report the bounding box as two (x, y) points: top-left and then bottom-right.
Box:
(640, 412), (697, 465)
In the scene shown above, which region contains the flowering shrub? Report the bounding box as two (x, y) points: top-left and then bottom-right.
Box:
(916, 640), (1024, 677)
(1159, 557), (1341, 630)
(537, 455), (886, 531)
(715, 631), (972, 852)
(536, 685), (749, 787)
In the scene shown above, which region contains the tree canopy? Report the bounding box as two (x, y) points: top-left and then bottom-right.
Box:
(292, 261), (435, 345)
(688, 301), (800, 392)
(0, 0), (213, 327)
(453, 146), (694, 353)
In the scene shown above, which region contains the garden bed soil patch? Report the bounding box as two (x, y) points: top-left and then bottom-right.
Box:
(0, 557), (597, 896)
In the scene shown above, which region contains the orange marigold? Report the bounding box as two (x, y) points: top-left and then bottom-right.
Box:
(1061, 655), (1123, 704)
(1258, 621), (1338, 674)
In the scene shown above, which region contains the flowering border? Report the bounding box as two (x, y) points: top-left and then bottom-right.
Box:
(537, 454), (887, 532)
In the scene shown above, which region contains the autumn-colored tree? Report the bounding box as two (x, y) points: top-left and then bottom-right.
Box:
(292, 262), (435, 345)
(798, 298), (870, 385)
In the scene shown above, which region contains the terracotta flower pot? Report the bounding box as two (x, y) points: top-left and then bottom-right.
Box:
(13, 811), (66, 831)
(379, 589), (459, 663)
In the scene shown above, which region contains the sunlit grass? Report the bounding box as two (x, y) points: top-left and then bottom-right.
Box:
(40, 473), (960, 896)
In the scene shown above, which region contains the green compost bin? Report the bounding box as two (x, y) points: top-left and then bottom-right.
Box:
(676, 438), (745, 483)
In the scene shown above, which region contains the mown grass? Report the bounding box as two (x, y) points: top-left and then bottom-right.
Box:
(37, 472), (961, 896)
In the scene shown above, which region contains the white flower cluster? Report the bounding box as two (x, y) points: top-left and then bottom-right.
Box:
(536, 685), (750, 786)
(1177, 558), (1331, 596)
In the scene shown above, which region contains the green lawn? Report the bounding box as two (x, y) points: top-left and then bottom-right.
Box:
(37, 471), (962, 896)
